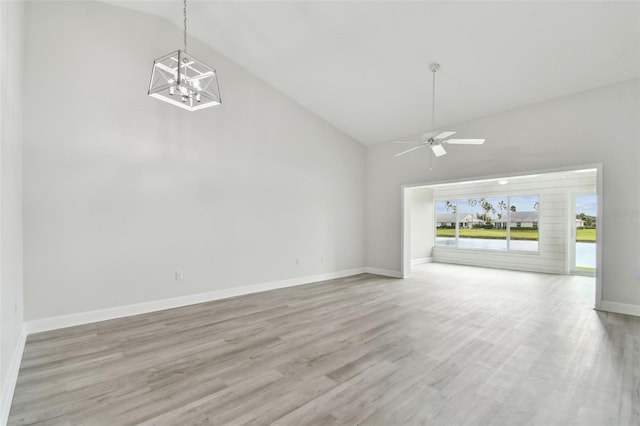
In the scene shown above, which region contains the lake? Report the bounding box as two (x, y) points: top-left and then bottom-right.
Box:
(435, 238), (596, 269)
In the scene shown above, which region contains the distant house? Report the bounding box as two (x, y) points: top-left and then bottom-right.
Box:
(436, 213), (476, 228)
(495, 211), (539, 229)
(576, 218), (585, 228)
(438, 211), (539, 229)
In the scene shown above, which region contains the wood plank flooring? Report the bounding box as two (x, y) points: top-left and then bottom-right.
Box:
(8, 263), (640, 425)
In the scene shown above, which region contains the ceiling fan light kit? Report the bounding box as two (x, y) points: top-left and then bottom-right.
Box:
(393, 63), (485, 159)
(148, 0), (222, 111)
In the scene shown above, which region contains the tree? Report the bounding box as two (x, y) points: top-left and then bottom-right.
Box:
(445, 201), (457, 213)
(577, 213), (596, 228)
(510, 205), (516, 212)
(476, 212), (490, 223)
(468, 198), (497, 224)
(496, 201), (507, 221)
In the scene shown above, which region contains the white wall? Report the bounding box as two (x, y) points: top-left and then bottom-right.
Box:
(23, 1), (366, 320)
(367, 79), (640, 309)
(1, 0), (25, 420)
(409, 187), (433, 263)
(429, 171), (596, 274)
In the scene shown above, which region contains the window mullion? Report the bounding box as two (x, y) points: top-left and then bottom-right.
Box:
(507, 196), (511, 250)
(455, 201), (459, 247)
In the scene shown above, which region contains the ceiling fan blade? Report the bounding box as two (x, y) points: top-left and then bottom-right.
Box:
(394, 145), (428, 157)
(431, 144), (447, 157)
(435, 131), (456, 140)
(445, 138), (485, 145)
(392, 140), (420, 144)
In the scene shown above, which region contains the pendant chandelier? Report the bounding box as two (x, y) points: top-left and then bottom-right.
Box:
(148, 0), (222, 111)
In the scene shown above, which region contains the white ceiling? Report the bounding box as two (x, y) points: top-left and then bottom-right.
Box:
(107, 1), (639, 145)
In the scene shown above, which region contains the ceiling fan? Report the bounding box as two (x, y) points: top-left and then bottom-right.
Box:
(394, 63), (485, 158)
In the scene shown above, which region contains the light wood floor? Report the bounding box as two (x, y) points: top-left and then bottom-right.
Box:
(9, 263), (640, 425)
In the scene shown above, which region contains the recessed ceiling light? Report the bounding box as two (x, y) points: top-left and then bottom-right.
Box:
(498, 179), (509, 185)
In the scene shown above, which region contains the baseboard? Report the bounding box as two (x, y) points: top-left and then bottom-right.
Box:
(598, 301), (640, 317)
(571, 270), (596, 277)
(1, 325), (26, 426)
(364, 267), (402, 278)
(431, 258), (564, 275)
(25, 268), (367, 334)
(411, 257), (432, 266)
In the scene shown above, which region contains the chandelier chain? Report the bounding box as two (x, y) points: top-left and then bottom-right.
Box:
(183, 0), (188, 52)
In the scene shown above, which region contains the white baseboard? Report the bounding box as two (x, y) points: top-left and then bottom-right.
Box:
(25, 268), (367, 334)
(411, 257), (432, 266)
(432, 258), (564, 275)
(571, 270), (596, 277)
(364, 267), (402, 278)
(1, 325), (26, 426)
(598, 301), (640, 317)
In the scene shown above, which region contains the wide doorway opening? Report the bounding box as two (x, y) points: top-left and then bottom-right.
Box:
(402, 165), (601, 308)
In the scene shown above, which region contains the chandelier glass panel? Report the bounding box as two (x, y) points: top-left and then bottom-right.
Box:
(148, 0), (221, 111)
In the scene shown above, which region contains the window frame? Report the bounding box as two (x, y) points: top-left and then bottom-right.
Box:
(434, 194), (540, 253)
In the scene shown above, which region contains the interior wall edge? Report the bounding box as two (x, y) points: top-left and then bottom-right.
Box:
(0, 325), (26, 426)
(364, 268), (402, 278)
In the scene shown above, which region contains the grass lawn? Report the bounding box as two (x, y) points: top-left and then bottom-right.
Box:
(436, 228), (539, 240)
(436, 227), (596, 242)
(576, 228), (596, 242)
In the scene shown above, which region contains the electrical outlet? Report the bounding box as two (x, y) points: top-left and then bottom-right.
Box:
(321, 256), (324, 263)
(175, 270), (184, 281)
(295, 257), (300, 266)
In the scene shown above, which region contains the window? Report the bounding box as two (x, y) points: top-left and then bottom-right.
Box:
(435, 195), (539, 252)
(435, 200), (457, 246)
(458, 197), (508, 250)
(508, 196), (539, 251)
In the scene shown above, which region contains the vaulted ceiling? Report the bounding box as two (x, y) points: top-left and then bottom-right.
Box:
(107, 1), (639, 145)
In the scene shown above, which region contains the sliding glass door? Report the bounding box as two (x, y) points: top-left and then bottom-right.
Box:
(572, 193), (597, 273)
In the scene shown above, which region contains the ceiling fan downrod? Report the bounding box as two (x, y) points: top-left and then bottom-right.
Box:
(429, 63), (440, 131)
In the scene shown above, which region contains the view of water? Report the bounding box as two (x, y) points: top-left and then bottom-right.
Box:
(436, 237), (534, 251)
(435, 238), (596, 268)
(575, 242), (596, 268)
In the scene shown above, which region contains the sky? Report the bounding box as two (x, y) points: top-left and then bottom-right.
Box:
(436, 194), (597, 217)
(436, 195), (539, 216)
(576, 194), (597, 216)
